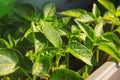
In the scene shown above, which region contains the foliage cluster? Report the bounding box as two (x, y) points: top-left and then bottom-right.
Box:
(0, 0), (120, 80)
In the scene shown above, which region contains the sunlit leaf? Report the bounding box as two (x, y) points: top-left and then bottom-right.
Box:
(94, 20), (104, 38)
(66, 42), (96, 66)
(59, 9), (87, 17)
(0, 49), (20, 76)
(50, 69), (84, 80)
(103, 12), (120, 25)
(75, 20), (96, 42)
(98, 0), (115, 13)
(41, 21), (63, 47)
(115, 6), (120, 17)
(43, 2), (56, 18)
(98, 42), (120, 61)
(75, 13), (95, 23)
(92, 3), (100, 18)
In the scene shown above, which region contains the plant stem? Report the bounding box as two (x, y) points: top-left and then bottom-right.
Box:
(31, 22), (37, 54)
(96, 49), (99, 62)
(65, 53), (69, 68)
(56, 54), (61, 68)
(19, 67), (33, 80)
(33, 75), (37, 80)
(111, 23), (115, 31)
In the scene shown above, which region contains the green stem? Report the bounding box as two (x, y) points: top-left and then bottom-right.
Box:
(96, 49), (99, 62)
(19, 67), (33, 80)
(56, 54), (61, 68)
(65, 53), (69, 68)
(111, 23), (115, 31)
(31, 22), (37, 54)
(33, 75), (37, 80)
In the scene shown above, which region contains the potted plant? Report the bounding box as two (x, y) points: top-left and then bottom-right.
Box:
(0, 0), (120, 80)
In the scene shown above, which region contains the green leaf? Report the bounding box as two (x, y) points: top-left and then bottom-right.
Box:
(92, 3), (100, 18)
(50, 69), (84, 80)
(0, 38), (10, 48)
(0, 0), (15, 6)
(0, 49), (20, 76)
(103, 12), (120, 25)
(57, 17), (71, 28)
(84, 37), (94, 50)
(71, 25), (81, 35)
(66, 42), (95, 66)
(43, 2), (56, 18)
(94, 20), (104, 38)
(41, 21), (63, 47)
(115, 6), (120, 17)
(98, 42), (120, 61)
(75, 13), (95, 23)
(75, 20), (96, 42)
(98, 0), (115, 13)
(40, 47), (59, 57)
(103, 32), (120, 49)
(21, 27), (32, 41)
(14, 5), (38, 22)
(31, 22), (48, 52)
(0, 0), (16, 18)
(58, 28), (69, 37)
(59, 9), (87, 17)
(114, 26), (120, 33)
(32, 56), (51, 76)
(8, 34), (16, 47)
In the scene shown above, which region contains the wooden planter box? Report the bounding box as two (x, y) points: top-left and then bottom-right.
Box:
(86, 61), (120, 80)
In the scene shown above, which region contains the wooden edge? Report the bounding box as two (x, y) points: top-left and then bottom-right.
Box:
(86, 61), (120, 80)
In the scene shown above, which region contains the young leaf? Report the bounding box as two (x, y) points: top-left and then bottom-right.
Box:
(50, 69), (84, 80)
(71, 25), (81, 35)
(98, 0), (115, 13)
(66, 42), (96, 66)
(32, 56), (51, 76)
(43, 2), (56, 18)
(115, 6), (120, 17)
(0, 38), (10, 48)
(103, 12), (120, 25)
(59, 9), (87, 17)
(92, 3), (100, 18)
(75, 13), (95, 23)
(75, 20), (96, 42)
(8, 34), (16, 47)
(0, 49), (20, 76)
(41, 21), (63, 48)
(57, 17), (71, 28)
(40, 47), (59, 57)
(94, 20), (104, 38)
